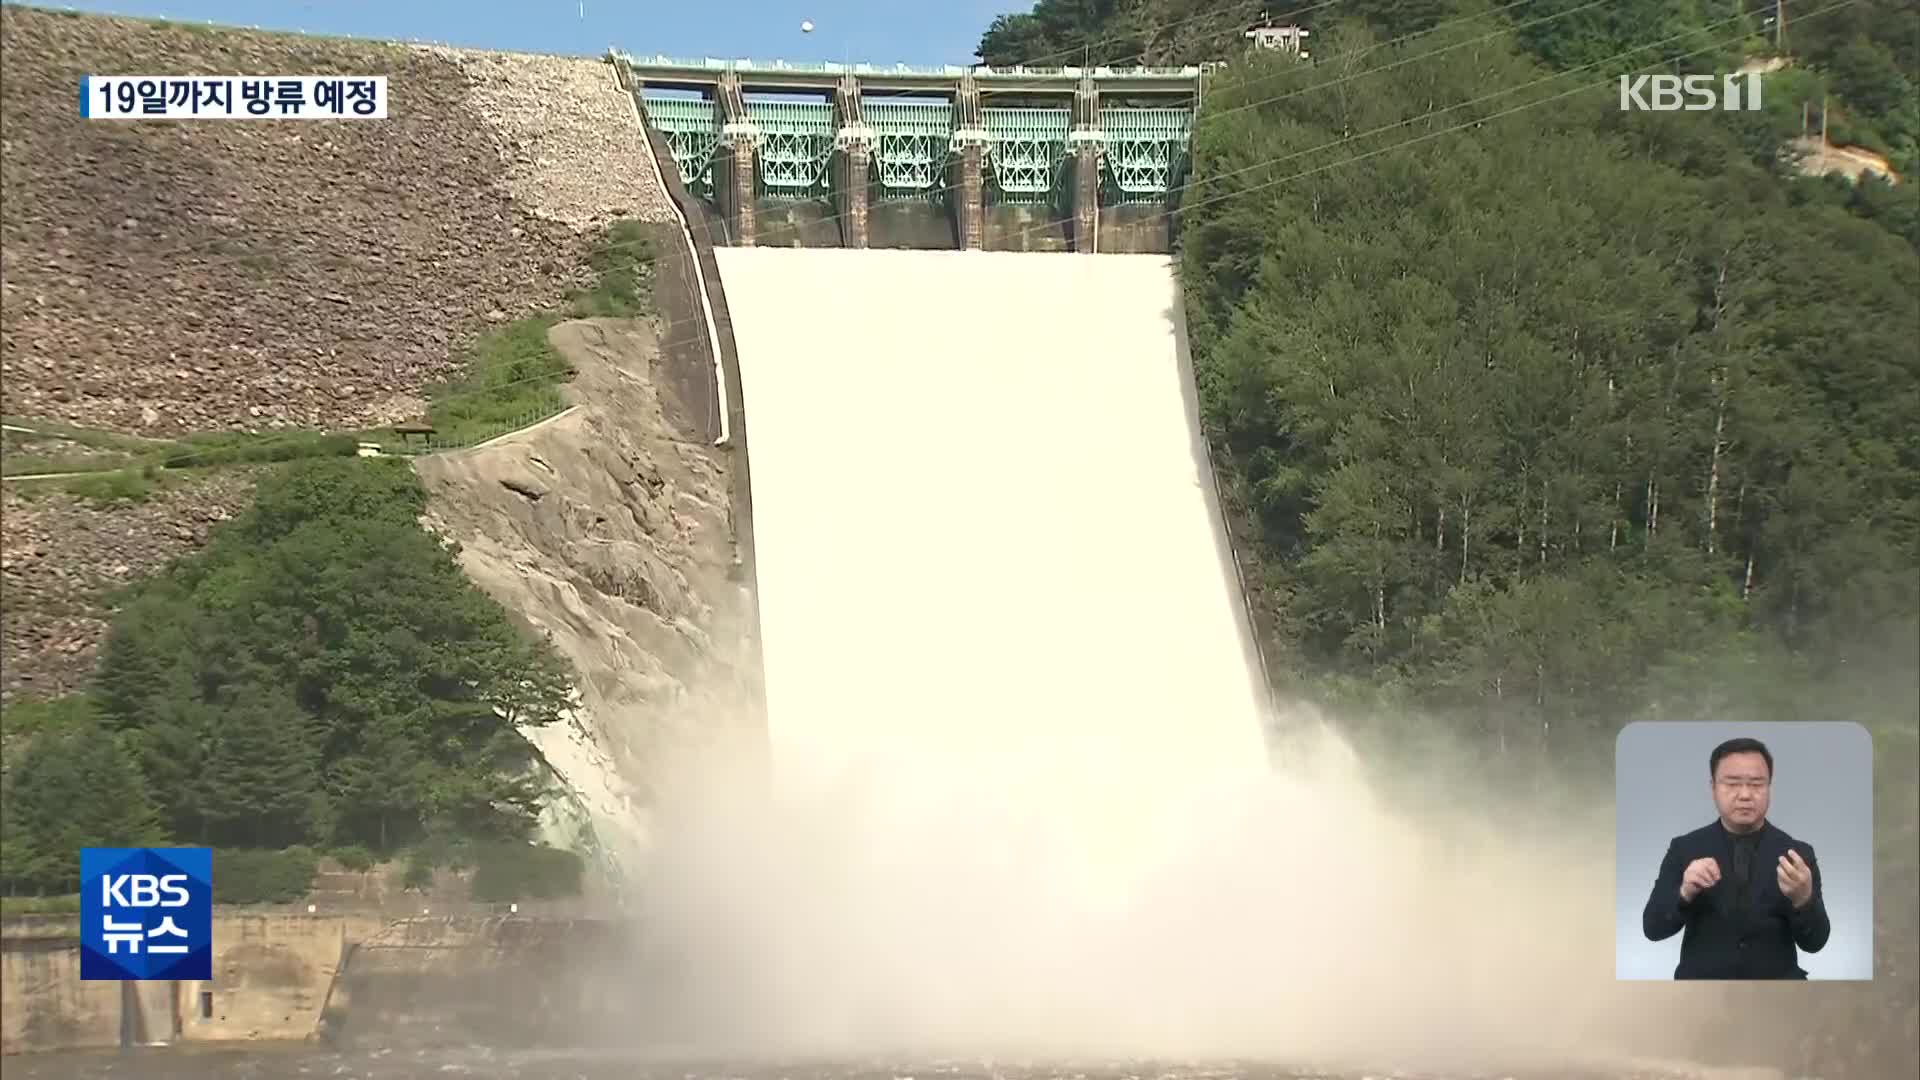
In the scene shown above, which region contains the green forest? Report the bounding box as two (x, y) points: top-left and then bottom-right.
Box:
(0, 458), (582, 903)
(981, 1), (1920, 203)
(983, 1), (1917, 1075)
(1179, 5), (1918, 748)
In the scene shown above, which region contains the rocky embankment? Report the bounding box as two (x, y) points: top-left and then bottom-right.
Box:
(0, 6), (672, 433)
(0, 6), (679, 702)
(0, 468), (253, 700)
(413, 314), (757, 886)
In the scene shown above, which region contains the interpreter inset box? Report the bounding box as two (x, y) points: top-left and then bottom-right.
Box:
(1615, 720), (1873, 981)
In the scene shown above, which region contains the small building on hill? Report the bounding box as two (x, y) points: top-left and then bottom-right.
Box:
(1245, 15), (1309, 59)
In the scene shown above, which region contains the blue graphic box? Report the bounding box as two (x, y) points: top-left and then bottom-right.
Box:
(79, 847), (213, 981)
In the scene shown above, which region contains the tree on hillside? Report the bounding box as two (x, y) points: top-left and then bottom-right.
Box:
(92, 457), (575, 855)
(1511, 0), (1750, 75)
(200, 686), (323, 849)
(0, 713), (162, 894)
(978, 0), (1133, 65)
(1332, 0), (1464, 38)
(976, 0), (1917, 1067)
(977, 0), (1273, 66)
(1180, 17), (1919, 752)
(1786, 0), (1920, 73)
(328, 714), (431, 852)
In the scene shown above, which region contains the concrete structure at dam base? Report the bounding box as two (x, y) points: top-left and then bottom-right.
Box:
(0, 910), (637, 1056)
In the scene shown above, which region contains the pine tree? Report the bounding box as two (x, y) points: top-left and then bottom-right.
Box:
(1, 718), (162, 894)
(200, 689), (321, 849)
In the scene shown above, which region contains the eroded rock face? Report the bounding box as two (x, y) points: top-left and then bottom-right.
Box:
(413, 318), (756, 887)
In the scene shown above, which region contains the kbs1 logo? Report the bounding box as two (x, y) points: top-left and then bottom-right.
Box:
(79, 847), (213, 981)
(1619, 72), (1764, 112)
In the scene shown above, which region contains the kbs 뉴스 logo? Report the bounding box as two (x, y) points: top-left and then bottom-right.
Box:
(79, 847), (213, 981)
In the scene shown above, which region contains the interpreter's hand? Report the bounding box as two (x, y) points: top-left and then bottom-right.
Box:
(1679, 856), (1722, 902)
(1777, 849), (1814, 909)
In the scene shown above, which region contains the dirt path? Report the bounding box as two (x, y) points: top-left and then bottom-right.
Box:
(1787, 136), (1900, 184)
(0, 405), (583, 484)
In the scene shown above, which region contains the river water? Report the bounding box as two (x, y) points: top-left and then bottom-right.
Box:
(0, 1047), (1751, 1080)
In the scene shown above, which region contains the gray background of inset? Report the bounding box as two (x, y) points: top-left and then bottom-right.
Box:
(1614, 720), (1874, 980)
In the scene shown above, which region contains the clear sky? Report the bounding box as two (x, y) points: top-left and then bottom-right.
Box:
(14, 1), (1026, 67)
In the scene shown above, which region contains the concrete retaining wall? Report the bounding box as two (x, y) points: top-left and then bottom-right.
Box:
(2, 911), (381, 1054)
(1, 911), (625, 1056)
(329, 916), (642, 1049)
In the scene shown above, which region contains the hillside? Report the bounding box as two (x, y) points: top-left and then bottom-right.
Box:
(0, 5), (677, 701)
(0, 6), (673, 433)
(0, 4), (753, 920)
(980, 1), (1919, 245)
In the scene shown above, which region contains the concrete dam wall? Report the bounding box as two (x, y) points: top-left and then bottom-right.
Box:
(733, 198), (1174, 253)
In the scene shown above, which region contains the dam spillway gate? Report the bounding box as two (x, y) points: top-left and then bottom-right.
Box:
(611, 53), (1201, 252)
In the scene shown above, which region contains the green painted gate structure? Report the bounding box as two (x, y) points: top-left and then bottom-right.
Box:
(864, 100), (951, 199)
(636, 94), (1195, 207)
(644, 95), (721, 198)
(618, 53), (1203, 249)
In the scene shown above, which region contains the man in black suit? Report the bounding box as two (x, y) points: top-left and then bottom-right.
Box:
(1642, 737), (1832, 979)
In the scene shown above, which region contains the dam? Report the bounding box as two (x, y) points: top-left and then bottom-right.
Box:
(610, 66), (1729, 1070)
(618, 241), (1304, 1059)
(614, 54), (1199, 252)
(5, 12), (1892, 1074)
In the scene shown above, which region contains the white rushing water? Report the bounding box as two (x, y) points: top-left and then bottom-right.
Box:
(630, 248), (1735, 1072)
(725, 247), (1272, 886)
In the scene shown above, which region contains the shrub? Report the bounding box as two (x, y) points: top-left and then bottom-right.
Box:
(468, 841), (585, 902)
(210, 846), (319, 904)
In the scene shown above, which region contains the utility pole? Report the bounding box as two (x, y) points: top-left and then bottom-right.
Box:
(1776, 0), (1788, 53)
(1820, 93), (1829, 143)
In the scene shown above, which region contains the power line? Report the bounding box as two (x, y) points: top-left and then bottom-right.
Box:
(614, 1), (1827, 361)
(1182, 0), (1771, 197)
(611, 0), (1854, 378)
(425, 3), (1843, 461)
(732, 0), (1589, 110)
(70, 1), (1700, 276)
(1199, 0), (1615, 128)
(990, 0), (1285, 71)
(41, 3), (1837, 465)
(1149, 3), (1855, 230)
(653, 0), (1627, 232)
